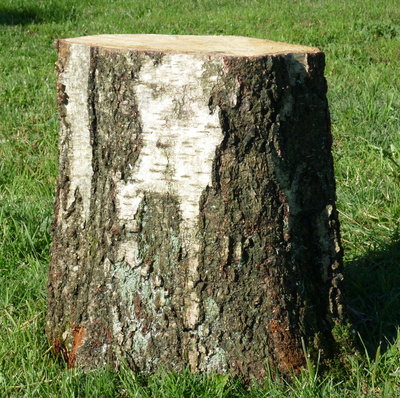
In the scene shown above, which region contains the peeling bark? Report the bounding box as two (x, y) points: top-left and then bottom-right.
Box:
(47, 34), (347, 381)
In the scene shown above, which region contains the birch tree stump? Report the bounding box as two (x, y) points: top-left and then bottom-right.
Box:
(47, 34), (346, 381)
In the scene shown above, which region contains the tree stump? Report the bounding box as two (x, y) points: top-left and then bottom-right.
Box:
(47, 34), (346, 381)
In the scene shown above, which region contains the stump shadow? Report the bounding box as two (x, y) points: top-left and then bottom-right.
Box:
(345, 235), (400, 355)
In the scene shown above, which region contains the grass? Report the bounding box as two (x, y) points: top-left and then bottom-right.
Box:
(0, 0), (399, 396)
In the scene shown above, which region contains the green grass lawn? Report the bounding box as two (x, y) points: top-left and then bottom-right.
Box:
(1, 0), (399, 396)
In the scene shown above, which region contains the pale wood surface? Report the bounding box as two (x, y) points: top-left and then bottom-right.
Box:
(62, 34), (320, 56)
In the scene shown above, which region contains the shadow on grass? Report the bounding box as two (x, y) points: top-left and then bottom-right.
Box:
(0, 5), (78, 26)
(0, 9), (39, 25)
(345, 235), (400, 355)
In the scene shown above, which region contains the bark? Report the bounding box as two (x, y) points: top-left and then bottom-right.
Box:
(47, 34), (346, 381)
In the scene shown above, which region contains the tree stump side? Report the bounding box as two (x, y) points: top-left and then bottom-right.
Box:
(47, 35), (346, 381)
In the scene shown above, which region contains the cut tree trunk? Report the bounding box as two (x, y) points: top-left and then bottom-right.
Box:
(47, 34), (347, 381)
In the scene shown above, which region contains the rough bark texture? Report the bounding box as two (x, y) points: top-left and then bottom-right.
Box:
(47, 35), (346, 381)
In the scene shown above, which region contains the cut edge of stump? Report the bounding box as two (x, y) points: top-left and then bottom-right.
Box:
(59, 34), (321, 57)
